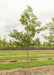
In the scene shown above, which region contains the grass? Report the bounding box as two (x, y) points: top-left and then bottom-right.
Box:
(0, 50), (54, 56)
(0, 59), (54, 70)
(0, 55), (54, 60)
(0, 50), (54, 70)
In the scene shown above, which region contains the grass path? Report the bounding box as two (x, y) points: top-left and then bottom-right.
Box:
(0, 50), (54, 56)
(0, 55), (54, 60)
(0, 60), (54, 70)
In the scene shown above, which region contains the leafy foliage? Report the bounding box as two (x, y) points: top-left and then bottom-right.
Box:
(43, 17), (54, 46)
(9, 5), (46, 47)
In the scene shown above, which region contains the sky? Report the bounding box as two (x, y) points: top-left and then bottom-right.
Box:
(0, 0), (54, 41)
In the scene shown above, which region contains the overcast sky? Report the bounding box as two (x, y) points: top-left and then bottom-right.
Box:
(0, 0), (54, 40)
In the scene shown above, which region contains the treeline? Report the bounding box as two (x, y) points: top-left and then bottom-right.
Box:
(0, 38), (15, 49)
(0, 37), (54, 49)
(0, 47), (54, 50)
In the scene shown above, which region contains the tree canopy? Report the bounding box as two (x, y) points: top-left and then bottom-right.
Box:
(9, 6), (47, 47)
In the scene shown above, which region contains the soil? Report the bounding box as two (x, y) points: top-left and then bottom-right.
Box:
(0, 54), (54, 74)
(0, 57), (54, 64)
(0, 65), (54, 75)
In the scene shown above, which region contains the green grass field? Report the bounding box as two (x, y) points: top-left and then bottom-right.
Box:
(0, 50), (54, 70)
(0, 60), (54, 70)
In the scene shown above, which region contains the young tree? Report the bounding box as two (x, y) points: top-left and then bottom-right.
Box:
(9, 5), (46, 47)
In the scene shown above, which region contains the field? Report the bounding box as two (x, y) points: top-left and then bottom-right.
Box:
(0, 50), (54, 71)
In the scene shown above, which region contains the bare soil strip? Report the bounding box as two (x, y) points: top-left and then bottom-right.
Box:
(0, 54), (54, 57)
(0, 57), (54, 64)
(0, 65), (54, 75)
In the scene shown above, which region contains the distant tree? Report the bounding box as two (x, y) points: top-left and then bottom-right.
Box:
(0, 37), (2, 48)
(42, 41), (49, 47)
(7, 40), (16, 47)
(33, 37), (41, 47)
(9, 5), (47, 47)
(2, 38), (7, 49)
(43, 17), (54, 46)
(7, 40), (12, 47)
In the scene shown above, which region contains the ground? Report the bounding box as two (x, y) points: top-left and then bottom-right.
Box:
(0, 65), (54, 75)
(0, 50), (54, 75)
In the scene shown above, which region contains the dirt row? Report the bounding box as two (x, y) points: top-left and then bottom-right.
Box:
(0, 54), (54, 57)
(0, 57), (53, 64)
(0, 65), (54, 75)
